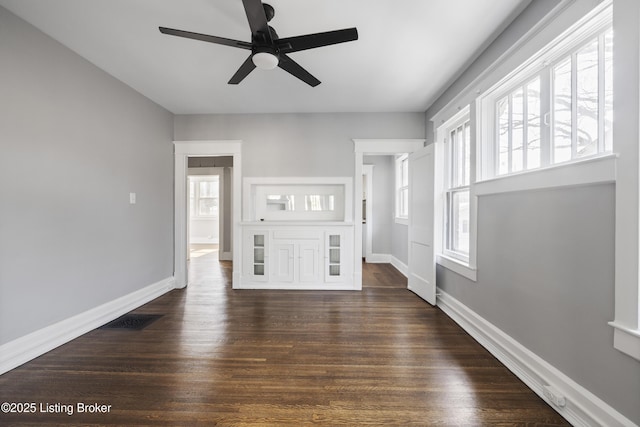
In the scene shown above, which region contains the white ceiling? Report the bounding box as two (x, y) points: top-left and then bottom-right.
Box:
(0, 0), (529, 114)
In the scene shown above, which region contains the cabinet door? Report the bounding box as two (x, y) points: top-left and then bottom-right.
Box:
(250, 232), (269, 282)
(325, 232), (344, 282)
(298, 242), (320, 283)
(272, 243), (295, 282)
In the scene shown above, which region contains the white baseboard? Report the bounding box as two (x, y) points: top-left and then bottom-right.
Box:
(219, 251), (232, 261)
(390, 256), (408, 277)
(366, 253), (391, 263)
(437, 290), (637, 427)
(0, 276), (175, 375)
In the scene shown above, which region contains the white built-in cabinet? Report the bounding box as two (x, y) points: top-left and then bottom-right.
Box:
(239, 177), (354, 290)
(241, 225), (353, 289)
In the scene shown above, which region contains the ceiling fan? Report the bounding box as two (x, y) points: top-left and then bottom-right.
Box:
(159, 0), (358, 87)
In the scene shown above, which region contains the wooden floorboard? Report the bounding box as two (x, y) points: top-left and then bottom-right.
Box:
(0, 255), (569, 426)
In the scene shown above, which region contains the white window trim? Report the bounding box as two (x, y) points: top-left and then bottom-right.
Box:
(395, 154), (409, 224)
(478, 1), (613, 182)
(437, 253), (477, 282)
(609, 0), (640, 362)
(436, 106), (478, 282)
(475, 152), (616, 196)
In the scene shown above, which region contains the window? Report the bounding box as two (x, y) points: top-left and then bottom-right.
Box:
(395, 154), (409, 222)
(435, 106), (477, 281)
(445, 119), (471, 260)
(481, 8), (612, 180)
(496, 77), (542, 174)
(189, 176), (219, 218)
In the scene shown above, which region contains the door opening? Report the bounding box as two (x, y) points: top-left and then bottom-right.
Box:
(188, 174), (220, 262)
(353, 139), (429, 298)
(174, 141), (242, 289)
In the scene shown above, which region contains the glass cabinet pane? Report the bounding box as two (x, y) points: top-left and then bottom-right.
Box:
(330, 248), (340, 264)
(329, 235), (340, 247)
(254, 264), (265, 276)
(254, 234), (264, 247)
(254, 248), (264, 263)
(329, 265), (341, 276)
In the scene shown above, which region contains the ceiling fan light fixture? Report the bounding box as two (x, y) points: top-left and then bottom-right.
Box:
(252, 52), (279, 70)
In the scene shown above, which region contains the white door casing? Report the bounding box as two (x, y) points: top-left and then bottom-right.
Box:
(407, 145), (436, 305)
(353, 139), (427, 291)
(174, 140), (242, 289)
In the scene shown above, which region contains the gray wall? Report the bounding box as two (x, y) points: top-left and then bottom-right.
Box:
(364, 156), (393, 255)
(427, 0), (640, 423)
(0, 7), (174, 345)
(391, 222), (408, 265)
(174, 113), (425, 178)
(363, 155), (409, 265)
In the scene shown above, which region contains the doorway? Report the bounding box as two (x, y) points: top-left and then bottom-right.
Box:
(174, 141), (242, 289)
(353, 139), (428, 295)
(188, 174), (221, 267)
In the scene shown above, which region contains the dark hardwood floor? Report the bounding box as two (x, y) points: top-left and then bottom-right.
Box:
(0, 252), (569, 426)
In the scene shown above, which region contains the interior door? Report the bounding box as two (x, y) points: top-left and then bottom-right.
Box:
(407, 144), (436, 305)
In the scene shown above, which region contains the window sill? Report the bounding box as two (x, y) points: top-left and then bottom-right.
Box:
(437, 254), (477, 281)
(395, 217), (408, 226)
(608, 322), (640, 362)
(475, 154), (617, 196)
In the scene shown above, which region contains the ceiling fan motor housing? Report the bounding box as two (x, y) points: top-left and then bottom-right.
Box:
(263, 3), (275, 22)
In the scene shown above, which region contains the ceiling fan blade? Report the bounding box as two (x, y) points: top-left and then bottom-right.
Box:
(241, 0), (273, 44)
(228, 55), (256, 84)
(278, 54), (320, 87)
(159, 27), (252, 50)
(278, 28), (358, 53)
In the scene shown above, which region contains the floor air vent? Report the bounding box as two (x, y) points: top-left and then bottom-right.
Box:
(99, 314), (163, 330)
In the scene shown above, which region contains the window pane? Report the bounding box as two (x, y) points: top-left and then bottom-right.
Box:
(497, 96), (509, 175)
(464, 122), (471, 185)
(199, 179), (218, 198)
(450, 129), (457, 186)
(451, 190), (470, 255)
(604, 29), (613, 153)
(199, 198), (218, 216)
(526, 77), (541, 169)
(512, 88), (524, 172)
(576, 38), (599, 158)
(455, 126), (465, 186)
(399, 188), (408, 217)
(305, 195), (335, 211)
(553, 57), (572, 163)
(401, 158), (409, 187)
(266, 195), (295, 211)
